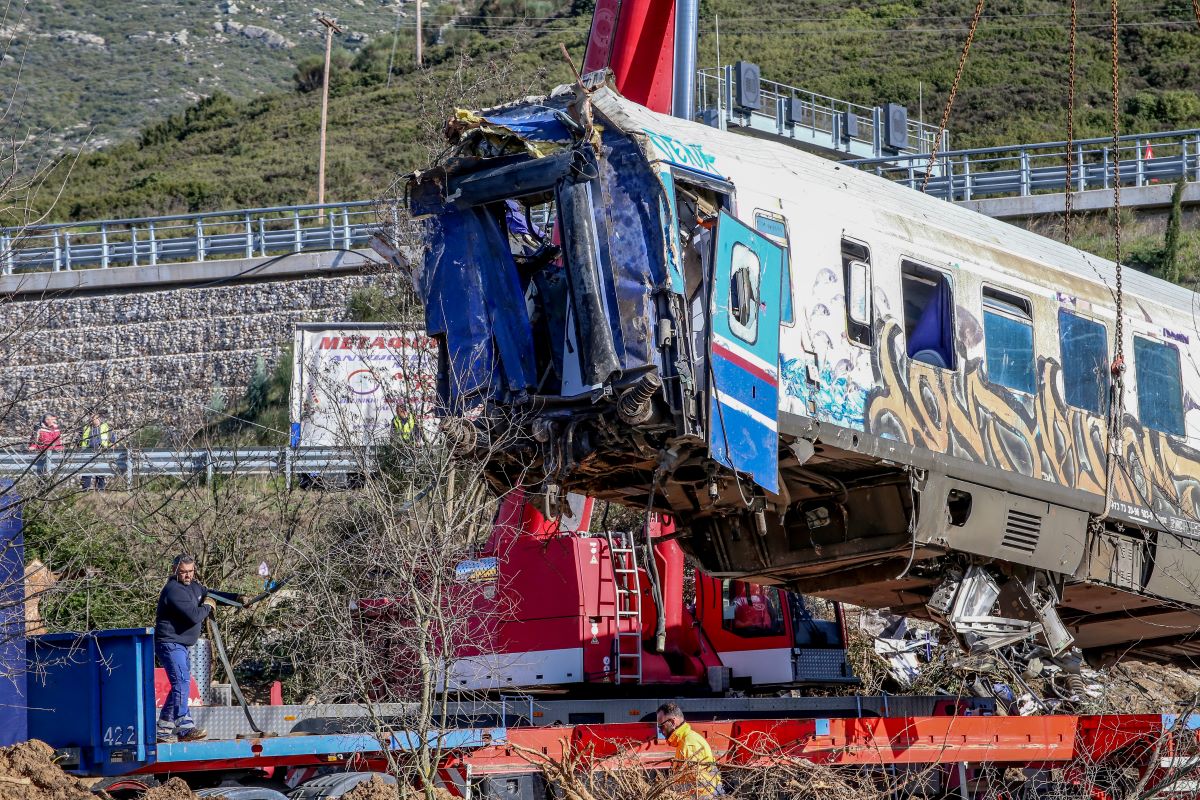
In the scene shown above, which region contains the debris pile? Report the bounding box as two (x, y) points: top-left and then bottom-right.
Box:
(339, 777), (455, 800)
(143, 778), (214, 800)
(850, 606), (1200, 715)
(0, 740), (96, 800)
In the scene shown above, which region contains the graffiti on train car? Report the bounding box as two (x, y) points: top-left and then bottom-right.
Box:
(858, 317), (1200, 533)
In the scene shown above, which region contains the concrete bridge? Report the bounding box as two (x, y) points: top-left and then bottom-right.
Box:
(0, 202), (391, 440)
(848, 127), (1200, 220)
(3, 120), (1197, 441)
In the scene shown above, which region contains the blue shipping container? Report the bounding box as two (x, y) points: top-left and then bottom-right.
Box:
(27, 628), (157, 775)
(0, 479), (25, 746)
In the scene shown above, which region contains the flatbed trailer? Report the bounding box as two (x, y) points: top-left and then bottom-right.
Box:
(21, 627), (1200, 799)
(95, 713), (1200, 800)
(443, 714), (1200, 800)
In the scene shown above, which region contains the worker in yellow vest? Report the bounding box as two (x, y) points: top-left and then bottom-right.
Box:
(80, 411), (112, 491)
(657, 702), (724, 797)
(392, 403), (416, 444)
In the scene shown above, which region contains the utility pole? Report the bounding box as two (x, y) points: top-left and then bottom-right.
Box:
(415, 0), (423, 67)
(316, 15), (343, 220)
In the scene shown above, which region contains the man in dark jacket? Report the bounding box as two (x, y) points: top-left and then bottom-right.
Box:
(154, 555), (242, 742)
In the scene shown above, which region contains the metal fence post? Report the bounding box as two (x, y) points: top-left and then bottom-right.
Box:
(196, 218), (206, 261)
(0, 234), (10, 275)
(1019, 151), (1030, 196)
(342, 207), (351, 249)
(285, 447), (293, 490)
(100, 224), (110, 268)
(258, 217), (267, 257)
(1194, 135), (1200, 181)
(722, 65), (732, 132)
(62, 231), (73, 271)
(1076, 144), (1085, 191)
(51, 230), (61, 272)
(328, 209), (336, 249)
(148, 222), (158, 266)
(293, 210), (302, 253)
(125, 447), (135, 489)
(871, 106), (882, 157)
(1102, 148), (1110, 189)
(1135, 139), (1144, 187)
(130, 226), (139, 267)
(961, 155), (972, 201)
(244, 212), (254, 259)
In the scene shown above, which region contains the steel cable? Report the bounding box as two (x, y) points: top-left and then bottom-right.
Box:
(1064, 0), (1079, 244)
(922, 0), (987, 194)
(1102, 0), (1126, 520)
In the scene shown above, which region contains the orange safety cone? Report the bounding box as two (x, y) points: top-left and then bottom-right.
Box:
(1146, 142), (1158, 184)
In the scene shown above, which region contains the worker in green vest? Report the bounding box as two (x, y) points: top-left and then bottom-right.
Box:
(80, 411), (112, 491)
(392, 403), (416, 444)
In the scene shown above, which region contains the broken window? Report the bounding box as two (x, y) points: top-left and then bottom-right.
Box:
(1134, 336), (1185, 436)
(721, 580), (785, 637)
(982, 287), (1035, 394)
(1059, 310), (1109, 415)
(729, 243), (760, 343)
(842, 238), (873, 346)
(901, 261), (955, 369)
(753, 211), (793, 325)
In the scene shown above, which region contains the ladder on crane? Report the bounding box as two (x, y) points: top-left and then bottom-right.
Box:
(604, 529), (644, 684)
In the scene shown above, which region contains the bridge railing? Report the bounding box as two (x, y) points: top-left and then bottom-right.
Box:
(696, 67), (944, 158)
(0, 201), (386, 275)
(0, 446), (374, 487)
(847, 128), (1200, 202)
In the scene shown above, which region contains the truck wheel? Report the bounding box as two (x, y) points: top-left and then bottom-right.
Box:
(90, 776), (159, 798)
(287, 772), (397, 799)
(197, 788), (289, 800)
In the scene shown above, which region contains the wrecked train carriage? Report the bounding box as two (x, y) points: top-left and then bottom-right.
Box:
(409, 83), (1200, 666)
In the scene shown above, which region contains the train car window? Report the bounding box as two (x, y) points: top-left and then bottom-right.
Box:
(1134, 336), (1185, 436)
(753, 211), (794, 325)
(842, 239), (873, 346)
(901, 261), (955, 368)
(729, 243), (760, 343)
(1058, 310), (1109, 415)
(721, 579), (785, 637)
(982, 287), (1035, 393)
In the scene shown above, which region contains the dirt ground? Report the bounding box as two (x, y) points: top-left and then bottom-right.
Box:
(338, 776), (459, 800)
(142, 778), (215, 800)
(340, 776), (399, 800)
(0, 740), (97, 800)
(1088, 659), (1200, 713)
(0, 742), (231, 800)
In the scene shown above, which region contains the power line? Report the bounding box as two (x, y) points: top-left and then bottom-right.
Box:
(369, 18), (1200, 34)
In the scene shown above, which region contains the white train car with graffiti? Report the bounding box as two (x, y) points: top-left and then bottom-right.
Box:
(407, 77), (1200, 667)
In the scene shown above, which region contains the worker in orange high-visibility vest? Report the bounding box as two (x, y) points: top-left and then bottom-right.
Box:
(657, 702), (724, 797)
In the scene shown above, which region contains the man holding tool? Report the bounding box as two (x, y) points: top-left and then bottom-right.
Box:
(154, 555), (246, 742)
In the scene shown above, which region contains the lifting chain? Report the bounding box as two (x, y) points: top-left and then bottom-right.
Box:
(1103, 0), (1126, 519)
(1109, 0), (1123, 326)
(922, 0), (987, 193)
(1064, 0), (1079, 243)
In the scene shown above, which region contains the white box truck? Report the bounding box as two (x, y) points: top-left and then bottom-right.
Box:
(289, 323), (436, 449)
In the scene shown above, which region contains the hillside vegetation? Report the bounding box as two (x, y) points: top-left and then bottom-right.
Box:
(35, 0), (1200, 223)
(0, 0), (473, 160)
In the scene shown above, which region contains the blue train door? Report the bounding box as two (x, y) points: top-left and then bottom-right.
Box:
(708, 211), (784, 494)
